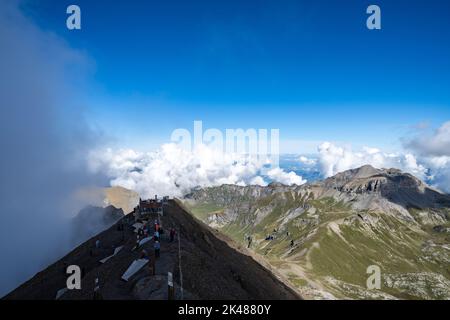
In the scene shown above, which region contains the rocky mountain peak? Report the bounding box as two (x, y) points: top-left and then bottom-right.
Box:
(318, 165), (449, 210)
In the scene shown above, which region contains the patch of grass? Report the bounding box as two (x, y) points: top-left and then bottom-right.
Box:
(286, 273), (309, 287)
(185, 202), (225, 221)
(183, 193), (450, 299)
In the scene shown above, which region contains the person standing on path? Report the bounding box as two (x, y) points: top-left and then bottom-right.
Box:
(169, 228), (176, 242)
(154, 240), (161, 258)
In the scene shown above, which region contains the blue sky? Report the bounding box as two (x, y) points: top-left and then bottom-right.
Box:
(21, 0), (450, 153)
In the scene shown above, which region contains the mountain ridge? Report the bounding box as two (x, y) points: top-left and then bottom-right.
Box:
(4, 200), (299, 300)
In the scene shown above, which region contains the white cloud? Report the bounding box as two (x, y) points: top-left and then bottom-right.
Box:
(299, 156), (317, 166)
(402, 121), (450, 192)
(0, 1), (102, 296)
(405, 121), (450, 157)
(250, 176), (268, 186)
(317, 142), (427, 179)
(89, 143), (305, 197)
(267, 167), (306, 185)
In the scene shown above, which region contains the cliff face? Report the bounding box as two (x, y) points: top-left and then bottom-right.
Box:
(4, 200), (299, 300)
(318, 165), (450, 209)
(183, 166), (450, 299)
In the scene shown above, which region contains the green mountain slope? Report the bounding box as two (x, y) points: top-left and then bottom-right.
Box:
(182, 166), (450, 299)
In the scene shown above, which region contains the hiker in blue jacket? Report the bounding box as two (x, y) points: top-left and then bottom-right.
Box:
(154, 241), (161, 258)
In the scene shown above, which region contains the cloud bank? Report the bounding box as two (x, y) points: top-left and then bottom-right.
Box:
(90, 120), (450, 202)
(404, 121), (450, 157)
(403, 121), (450, 192)
(317, 142), (427, 179)
(0, 1), (103, 296)
(88, 143), (306, 198)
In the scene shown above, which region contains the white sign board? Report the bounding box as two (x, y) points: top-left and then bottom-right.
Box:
(168, 272), (173, 287)
(121, 259), (149, 281)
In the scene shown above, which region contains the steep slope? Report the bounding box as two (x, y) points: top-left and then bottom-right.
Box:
(71, 205), (124, 245)
(183, 165), (450, 299)
(4, 200), (299, 300)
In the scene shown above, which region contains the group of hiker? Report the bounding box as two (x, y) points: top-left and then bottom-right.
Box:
(261, 229), (295, 247)
(86, 210), (181, 300)
(135, 218), (178, 261)
(247, 232), (294, 248)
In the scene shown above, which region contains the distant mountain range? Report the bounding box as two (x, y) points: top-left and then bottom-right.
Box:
(182, 165), (450, 299)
